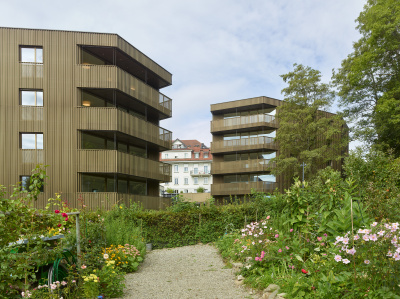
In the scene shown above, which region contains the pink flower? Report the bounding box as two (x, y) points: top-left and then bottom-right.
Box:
(61, 213), (67, 218)
(64, 217), (69, 221)
(342, 259), (351, 264)
(275, 234), (279, 238)
(57, 223), (61, 227)
(278, 248), (282, 253)
(323, 233), (327, 237)
(290, 229), (293, 232)
(54, 210), (60, 214)
(266, 216), (270, 219)
(364, 260), (370, 264)
(81, 264), (87, 269)
(317, 237), (322, 242)
(285, 246), (289, 250)
(301, 269), (308, 274)
(334, 255), (342, 262)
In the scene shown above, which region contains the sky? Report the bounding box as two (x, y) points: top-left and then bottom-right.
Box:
(1, 0), (366, 148)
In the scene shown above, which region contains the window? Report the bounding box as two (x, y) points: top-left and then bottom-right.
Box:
(184, 178), (189, 185)
(20, 47), (43, 63)
(184, 164), (188, 173)
(194, 168), (198, 174)
(174, 178), (178, 185)
(204, 177), (209, 184)
(184, 189), (188, 193)
(184, 153), (189, 158)
(204, 152), (209, 158)
(194, 152), (199, 158)
(21, 133), (43, 149)
(174, 165), (179, 172)
(21, 175), (44, 192)
(21, 90), (43, 106)
(164, 154), (168, 159)
(204, 165), (209, 174)
(194, 177), (199, 185)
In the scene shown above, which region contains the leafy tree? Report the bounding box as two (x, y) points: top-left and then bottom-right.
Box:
(272, 64), (347, 183)
(332, 0), (400, 156)
(196, 186), (205, 193)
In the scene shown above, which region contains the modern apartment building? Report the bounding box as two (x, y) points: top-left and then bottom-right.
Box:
(0, 27), (173, 209)
(210, 96), (345, 202)
(160, 139), (212, 195)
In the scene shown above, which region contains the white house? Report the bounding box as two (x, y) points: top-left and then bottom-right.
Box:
(160, 139), (213, 195)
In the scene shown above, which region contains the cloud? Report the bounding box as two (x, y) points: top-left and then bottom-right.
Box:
(1, 0), (366, 147)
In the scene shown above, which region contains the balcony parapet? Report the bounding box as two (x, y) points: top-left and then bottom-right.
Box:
(77, 149), (171, 181)
(212, 159), (275, 175)
(211, 136), (277, 154)
(211, 181), (276, 196)
(76, 65), (172, 118)
(211, 114), (277, 133)
(190, 170), (211, 177)
(77, 107), (172, 150)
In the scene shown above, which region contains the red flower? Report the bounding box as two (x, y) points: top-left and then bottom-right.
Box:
(55, 210), (60, 214)
(89, 240), (91, 243)
(301, 269), (308, 274)
(64, 217), (69, 221)
(57, 223), (61, 227)
(62, 213), (68, 218)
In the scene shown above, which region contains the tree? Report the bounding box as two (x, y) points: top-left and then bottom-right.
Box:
(332, 0), (400, 156)
(272, 64), (347, 183)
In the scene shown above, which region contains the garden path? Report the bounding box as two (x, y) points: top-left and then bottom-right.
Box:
(120, 243), (259, 299)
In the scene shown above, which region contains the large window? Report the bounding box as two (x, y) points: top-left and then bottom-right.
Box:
(21, 90), (43, 106)
(20, 47), (43, 63)
(204, 177), (209, 184)
(174, 165), (179, 172)
(184, 178), (189, 185)
(21, 133), (43, 149)
(174, 178), (178, 185)
(81, 174), (146, 195)
(204, 165), (209, 174)
(194, 177), (199, 185)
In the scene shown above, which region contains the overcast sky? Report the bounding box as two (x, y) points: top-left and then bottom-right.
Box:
(1, 0), (366, 148)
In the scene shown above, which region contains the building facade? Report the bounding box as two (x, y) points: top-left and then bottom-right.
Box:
(160, 139), (212, 195)
(0, 27), (173, 209)
(210, 96), (345, 202)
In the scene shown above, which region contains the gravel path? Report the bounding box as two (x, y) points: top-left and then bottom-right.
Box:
(121, 244), (259, 299)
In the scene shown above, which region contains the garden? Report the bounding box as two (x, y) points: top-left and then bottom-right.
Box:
(0, 149), (399, 298)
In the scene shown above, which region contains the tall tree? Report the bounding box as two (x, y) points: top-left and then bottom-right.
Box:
(332, 0), (400, 156)
(272, 64), (347, 183)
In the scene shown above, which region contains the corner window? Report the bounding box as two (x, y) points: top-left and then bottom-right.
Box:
(20, 46), (43, 63)
(21, 133), (43, 149)
(21, 90), (43, 106)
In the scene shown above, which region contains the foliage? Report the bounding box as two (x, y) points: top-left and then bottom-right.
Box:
(273, 64), (347, 182)
(332, 0), (400, 155)
(196, 186), (205, 193)
(97, 259), (125, 297)
(344, 148), (400, 221)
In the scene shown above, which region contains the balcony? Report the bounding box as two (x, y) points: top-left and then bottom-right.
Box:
(77, 150), (171, 181)
(190, 170), (211, 177)
(211, 136), (278, 154)
(211, 181), (277, 196)
(212, 159), (275, 175)
(77, 107), (172, 150)
(76, 192), (171, 210)
(75, 65), (172, 118)
(211, 114), (277, 133)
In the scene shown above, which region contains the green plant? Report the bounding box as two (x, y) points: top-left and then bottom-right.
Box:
(97, 260), (125, 297)
(82, 273), (99, 298)
(196, 186), (205, 193)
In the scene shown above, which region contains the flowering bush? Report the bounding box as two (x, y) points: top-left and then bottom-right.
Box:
(332, 221), (400, 291)
(82, 273), (99, 298)
(104, 244), (143, 273)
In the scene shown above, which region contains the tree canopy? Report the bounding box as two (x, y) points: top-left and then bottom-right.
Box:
(332, 0), (400, 156)
(272, 64), (347, 183)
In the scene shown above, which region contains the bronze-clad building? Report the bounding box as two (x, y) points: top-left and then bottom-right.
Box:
(210, 96), (346, 202)
(0, 27), (172, 209)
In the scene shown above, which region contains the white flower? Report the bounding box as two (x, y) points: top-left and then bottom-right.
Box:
(103, 253), (109, 259)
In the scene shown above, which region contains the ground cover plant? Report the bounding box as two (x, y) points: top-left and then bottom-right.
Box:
(215, 150), (400, 298)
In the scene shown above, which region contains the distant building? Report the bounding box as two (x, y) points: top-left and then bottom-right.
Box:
(210, 96), (346, 202)
(160, 139), (212, 195)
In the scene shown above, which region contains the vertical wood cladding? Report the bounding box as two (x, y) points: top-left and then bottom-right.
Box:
(0, 28), (172, 209)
